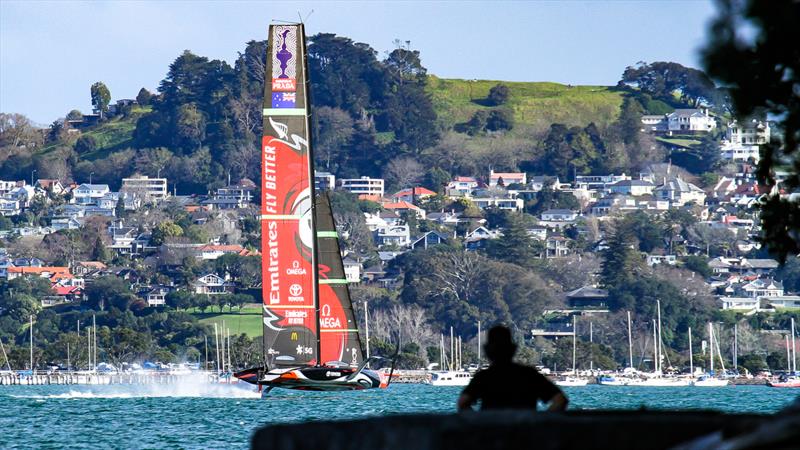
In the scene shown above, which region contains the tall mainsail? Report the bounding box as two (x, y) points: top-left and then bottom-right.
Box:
(261, 23), (317, 367)
(260, 23), (363, 368)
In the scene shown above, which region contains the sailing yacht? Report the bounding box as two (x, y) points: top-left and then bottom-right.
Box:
(234, 23), (392, 393)
(556, 316), (588, 386)
(426, 331), (473, 386)
(691, 323), (729, 387)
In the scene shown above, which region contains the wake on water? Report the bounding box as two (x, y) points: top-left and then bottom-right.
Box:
(11, 374), (261, 399)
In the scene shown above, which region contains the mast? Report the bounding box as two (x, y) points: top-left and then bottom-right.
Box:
(226, 327), (232, 372)
(214, 323), (221, 373)
(627, 311), (633, 369)
(792, 317), (797, 373)
(572, 315), (577, 375)
(652, 319), (658, 374)
(786, 335), (791, 373)
(688, 327), (693, 377)
(93, 314), (97, 371)
(67, 342), (70, 372)
(439, 334), (444, 371)
(204, 335), (208, 372)
(450, 327), (454, 371)
(30, 315), (33, 375)
(657, 300), (663, 373)
(477, 320), (481, 366)
(364, 301), (371, 359)
(0, 336), (11, 371)
(733, 322), (738, 370)
(709, 322), (714, 373)
(589, 321), (593, 372)
(715, 323), (726, 372)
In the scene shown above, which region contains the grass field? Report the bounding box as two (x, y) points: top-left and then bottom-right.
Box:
(191, 305), (263, 338)
(427, 76), (625, 133)
(656, 137), (702, 148)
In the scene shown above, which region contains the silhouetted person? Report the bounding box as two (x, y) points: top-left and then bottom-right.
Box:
(458, 325), (568, 412)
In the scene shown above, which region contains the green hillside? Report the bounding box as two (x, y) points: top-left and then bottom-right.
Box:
(193, 306), (263, 338)
(40, 80), (624, 159)
(427, 76), (625, 133)
(36, 106), (150, 159)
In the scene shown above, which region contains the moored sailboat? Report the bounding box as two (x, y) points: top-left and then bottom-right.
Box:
(234, 23), (392, 393)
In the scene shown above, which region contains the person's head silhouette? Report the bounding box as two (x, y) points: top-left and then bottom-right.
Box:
(484, 325), (516, 364)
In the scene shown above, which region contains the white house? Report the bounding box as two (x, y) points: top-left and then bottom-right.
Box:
(471, 196), (524, 211)
(654, 178), (706, 206)
(121, 176), (168, 201)
(727, 119), (770, 145)
(51, 217), (81, 231)
(191, 273), (233, 295)
(314, 171), (336, 191)
(446, 177), (479, 197)
(72, 184), (110, 206)
(608, 179), (655, 197)
(339, 176), (385, 197)
(0, 198), (20, 216)
(374, 225), (410, 247)
(540, 209), (578, 222)
(343, 257), (361, 283)
(667, 109), (716, 132)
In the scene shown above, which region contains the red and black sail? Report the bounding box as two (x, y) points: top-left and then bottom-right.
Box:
(260, 23), (362, 368)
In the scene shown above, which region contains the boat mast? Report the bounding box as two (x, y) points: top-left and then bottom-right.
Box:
(93, 314), (97, 371)
(0, 336), (11, 371)
(652, 319), (658, 374)
(733, 323), (738, 371)
(364, 301), (370, 359)
(214, 323), (221, 373)
(656, 300), (663, 373)
(714, 323), (726, 373)
(786, 335), (791, 373)
(297, 24), (323, 366)
(688, 327), (693, 377)
(792, 317), (797, 373)
(709, 322), (714, 374)
(572, 315), (577, 375)
(627, 311), (633, 369)
(29, 315), (34, 375)
(450, 327), (454, 371)
(477, 320), (481, 366)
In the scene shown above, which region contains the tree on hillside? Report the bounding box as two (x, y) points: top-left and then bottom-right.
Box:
(74, 135), (97, 154)
(384, 156), (424, 190)
(486, 109), (514, 132)
(90, 82), (111, 117)
(702, 0), (800, 261)
(487, 84), (510, 106)
(620, 61), (723, 109)
(0, 113), (42, 149)
(313, 106), (355, 172)
(66, 110), (83, 120)
(136, 88), (152, 106)
(485, 214), (543, 265)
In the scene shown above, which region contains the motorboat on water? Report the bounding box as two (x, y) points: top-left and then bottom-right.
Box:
(691, 375), (729, 387)
(767, 376), (800, 388)
(425, 370), (473, 387)
(555, 376), (589, 387)
(596, 375), (642, 386)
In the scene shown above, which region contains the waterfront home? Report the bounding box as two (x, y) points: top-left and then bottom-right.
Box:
(381, 200), (426, 219)
(608, 179), (655, 197)
(446, 176), (479, 197)
(339, 176), (385, 197)
(374, 225), (411, 248)
(654, 177), (706, 206)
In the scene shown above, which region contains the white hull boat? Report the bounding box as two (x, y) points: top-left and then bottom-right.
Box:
(556, 377), (589, 387)
(692, 377), (729, 387)
(426, 370), (473, 386)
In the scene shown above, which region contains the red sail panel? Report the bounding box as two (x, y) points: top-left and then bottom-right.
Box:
(315, 194), (364, 366)
(261, 24), (317, 367)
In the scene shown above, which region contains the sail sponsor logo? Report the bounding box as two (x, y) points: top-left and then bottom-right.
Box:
(263, 144), (278, 195)
(288, 283), (304, 303)
(320, 304), (342, 329)
(286, 260), (307, 275)
(296, 345), (313, 355)
(271, 92), (296, 108)
(272, 78), (296, 92)
(266, 220), (280, 304)
(285, 309), (307, 326)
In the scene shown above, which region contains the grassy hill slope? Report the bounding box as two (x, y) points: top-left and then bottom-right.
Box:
(40, 80), (625, 159)
(427, 76), (625, 133)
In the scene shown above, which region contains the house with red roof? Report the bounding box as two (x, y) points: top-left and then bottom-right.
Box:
(381, 200), (426, 219)
(391, 187), (436, 204)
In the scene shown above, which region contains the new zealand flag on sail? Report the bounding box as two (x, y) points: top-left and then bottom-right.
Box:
(272, 92), (296, 108)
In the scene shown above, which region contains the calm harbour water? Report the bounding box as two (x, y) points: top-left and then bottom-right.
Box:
(2, 383), (798, 449)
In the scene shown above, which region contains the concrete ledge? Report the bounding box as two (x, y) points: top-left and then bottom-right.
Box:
(251, 410), (767, 450)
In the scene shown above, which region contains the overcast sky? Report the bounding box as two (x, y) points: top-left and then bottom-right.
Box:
(0, 0), (717, 125)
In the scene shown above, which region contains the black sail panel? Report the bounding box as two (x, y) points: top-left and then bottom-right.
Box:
(316, 193), (364, 366)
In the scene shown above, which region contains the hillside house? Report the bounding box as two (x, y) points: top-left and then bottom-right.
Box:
(72, 184), (110, 206)
(391, 187), (436, 204)
(381, 201), (426, 219)
(121, 176), (168, 201)
(654, 178), (706, 206)
(489, 170), (526, 187)
(343, 257), (361, 283)
(339, 176), (385, 197)
(410, 230), (449, 250)
(609, 179), (655, 196)
(446, 177), (479, 197)
(191, 273), (234, 295)
(374, 225), (410, 247)
(314, 171), (336, 191)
